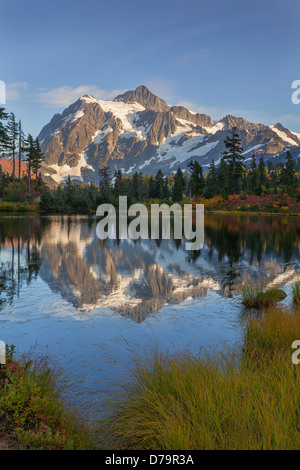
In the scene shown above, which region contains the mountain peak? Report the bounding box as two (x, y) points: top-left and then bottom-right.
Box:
(135, 85), (150, 93)
(114, 85), (170, 112)
(37, 86), (300, 187)
(273, 122), (285, 131)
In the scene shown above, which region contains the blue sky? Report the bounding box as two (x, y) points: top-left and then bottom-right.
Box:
(1, 0), (300, 136)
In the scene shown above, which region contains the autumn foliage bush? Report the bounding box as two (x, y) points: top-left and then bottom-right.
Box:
(0, 346), (93, 450)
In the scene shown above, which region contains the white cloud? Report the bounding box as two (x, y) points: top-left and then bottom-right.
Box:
(36, 85), (124, 107)
(6, 82), (29, 101)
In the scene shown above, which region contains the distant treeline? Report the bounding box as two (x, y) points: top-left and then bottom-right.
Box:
(1, 105), (300, 212)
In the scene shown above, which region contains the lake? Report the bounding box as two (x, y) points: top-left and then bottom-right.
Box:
(0, 213), (299, 413)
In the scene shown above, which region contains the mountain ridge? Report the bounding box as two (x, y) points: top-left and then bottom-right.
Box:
(38, 86), (300, 186)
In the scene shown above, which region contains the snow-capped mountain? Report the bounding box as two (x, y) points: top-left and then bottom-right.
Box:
(38, 85), (300, 185)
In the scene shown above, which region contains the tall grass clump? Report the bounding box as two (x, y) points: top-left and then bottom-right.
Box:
(241, 282), (286, 309)
(0, 346), (94, 450)
(97, 307), (300, 450)
(292, 282), (300, 305)
(244, 306), (300, 357)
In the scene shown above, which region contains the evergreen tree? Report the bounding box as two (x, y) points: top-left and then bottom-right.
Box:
(248, 154), (258, 194)
(113, 169), (125, 197)
(98, 166), (111, 197)
(155, 169), (165, 199)
(18, 120), (25, 181)
(188, 160), (205, 198)
(205, 159), (219, 197)
(163, 177), (169, 199)
(0, 107), (8, 155)
(172, 167), (185, 201)
(257, 155), (267, 194)
(222, 127), (245, 194)
(31, 138), (44, 187)
(6, 112), (18, 177)
(184, 169), (190, 196)
(267, 159), (274, 172)
(23, 134), (35, 196)
(270, 168), (278, 193)
(0, 165), (4, 198)
(129, 172), (146, 201)
(281, 151), (297, 190)
(217, 157), (229, 197)
(148, 174), (156, 198)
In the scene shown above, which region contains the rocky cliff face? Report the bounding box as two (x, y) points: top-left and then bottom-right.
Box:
(38, 86), (300, 186)
(114, 85), (170, 112)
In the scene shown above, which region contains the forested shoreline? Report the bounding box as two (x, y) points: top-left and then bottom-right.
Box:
(1, 107), (300, 214)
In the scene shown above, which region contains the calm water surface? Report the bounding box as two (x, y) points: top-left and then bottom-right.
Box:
(0, 213), (299, 412)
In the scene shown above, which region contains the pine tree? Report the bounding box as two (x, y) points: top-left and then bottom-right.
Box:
(98, 166), (111, 197)
(113, 169), (125, 197)
(217, 157), (229, 197)
(0, 107), (8, 155)
(270, 168), (278, 193)
(257, 155), (267, 194)
(248, 154), (257, 194)
(188, 160), (205, 198)
(222, 127), (245, 194)
(23, 134), (35, 196)
(281, 151), (297, 190)
(6, 112), (18, 178)
(0, 165), (3, 198)
(172, 167), (185, 201)
(148, 174), (156, 198)
(267, 159), (274, 172)
(155, 169), (165, 199)
(205, 159), (219, 197)
(31, 138), (44, 187)
(18, 120), (25, 181)
(163, 177), (169, 199)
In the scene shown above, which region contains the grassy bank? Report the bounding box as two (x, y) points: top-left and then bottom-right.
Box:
(0, 346), (93, 450)
(200, 193), (300, 215)
(97, 305), (300, 450)
(0, 201), (40, 212)
(2, 293), (300, 450)
(207, 209), (300, 216)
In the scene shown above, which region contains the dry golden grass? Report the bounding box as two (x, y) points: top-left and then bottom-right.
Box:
(97, 306), (300, 450)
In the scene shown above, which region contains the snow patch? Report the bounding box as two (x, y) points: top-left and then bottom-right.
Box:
(81, 95), (147, 141)
(157, 132), (219, 167)
(270, 125), (298, 146)
(242, 140), (273, 155)
(49, 152), (95, 184)
(203, 122), (224, 134)
(120, 164), (136, 175)
(92, 126), (113, 144)
(139, 156), (156, 170)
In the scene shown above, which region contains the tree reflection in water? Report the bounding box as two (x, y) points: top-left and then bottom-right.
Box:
(0, 213), (299, 320)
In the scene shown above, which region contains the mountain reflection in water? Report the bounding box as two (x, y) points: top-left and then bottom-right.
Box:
(0, 213), (300, 322)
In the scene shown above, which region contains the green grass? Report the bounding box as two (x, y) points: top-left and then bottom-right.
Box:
(97, 306), (300, 450)
(0, 201), (39, 211)
(241, 282), (286, 309)
(244, 306), (300, 355)
(0, 346), (94, 450)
